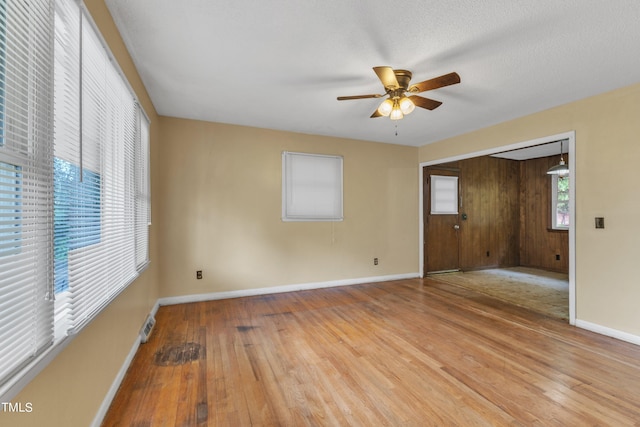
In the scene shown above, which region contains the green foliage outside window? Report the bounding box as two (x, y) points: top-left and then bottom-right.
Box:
(555, 176), (569, 227)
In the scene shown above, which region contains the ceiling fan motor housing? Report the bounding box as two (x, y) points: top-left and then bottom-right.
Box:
(391, 69), (412, 92)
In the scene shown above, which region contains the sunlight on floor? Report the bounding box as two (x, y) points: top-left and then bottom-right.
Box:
(429, 267), (569, 320)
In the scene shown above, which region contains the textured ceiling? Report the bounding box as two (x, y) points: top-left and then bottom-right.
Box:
(105, 0), (640, 147)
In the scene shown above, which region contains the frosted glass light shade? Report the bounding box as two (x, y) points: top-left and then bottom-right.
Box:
(377, 99), (393, 117)
(399, 97), (415, 114)
(390, 106), (404, 121)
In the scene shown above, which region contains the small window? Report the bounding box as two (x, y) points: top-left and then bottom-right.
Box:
(430, 175), (458, 215)
(551, 174), (569, 229)
(282, 151), (343, 221)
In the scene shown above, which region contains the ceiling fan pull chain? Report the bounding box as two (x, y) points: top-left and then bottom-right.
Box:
(395, 123), (398, 136)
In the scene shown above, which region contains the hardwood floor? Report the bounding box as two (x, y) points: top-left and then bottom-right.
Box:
(102, 278), (640, 426)
(430, 267), (569, 320)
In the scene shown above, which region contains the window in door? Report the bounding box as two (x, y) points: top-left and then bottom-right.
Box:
(430, 175), (459, 214)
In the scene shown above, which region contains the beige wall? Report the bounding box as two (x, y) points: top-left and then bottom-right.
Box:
(419, 82), (640, 337)
(158, 117), (419, 297)
(0, 0), (161, 425)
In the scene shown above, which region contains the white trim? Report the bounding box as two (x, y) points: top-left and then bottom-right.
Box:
(567, 135), (576, 324)
(418, 131), (576, 326)
(90, 301), (159, 427)
(575, 319), (640, 346)
(158, 273), (420, 307)
(90, 336), (141, 427)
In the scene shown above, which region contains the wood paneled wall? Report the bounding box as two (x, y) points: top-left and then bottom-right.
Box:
(436, 155), (569, 273)
(519, 155), (569, 272)
(457, 156), (520, 270)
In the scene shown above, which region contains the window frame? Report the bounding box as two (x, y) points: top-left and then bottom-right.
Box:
(551, 174), (570, 230)
(430, 175), (459, 215)
(282, 151), (344, 222)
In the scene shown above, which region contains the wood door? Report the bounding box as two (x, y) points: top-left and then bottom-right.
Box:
(424, 166), (460, 274)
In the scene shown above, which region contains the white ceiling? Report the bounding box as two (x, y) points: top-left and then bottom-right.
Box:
(105, 0), (640, 147)
(491, 139), (566, 161)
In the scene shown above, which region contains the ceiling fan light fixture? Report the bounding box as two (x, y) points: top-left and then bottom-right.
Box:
(377, 99), (394, 117)
(337, 67), (461, 121)
(399, 97), (415, 115)
(389, 102), (404, 121)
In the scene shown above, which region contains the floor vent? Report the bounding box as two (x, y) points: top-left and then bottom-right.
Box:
(140, 315), (156, 343)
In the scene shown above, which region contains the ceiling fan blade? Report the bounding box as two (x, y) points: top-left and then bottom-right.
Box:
(337, 94), (383, 100)
(373, 66), (400, 90)
(408, 72), (460, 93)
(370, 109), (383, 118)
(409, 95), (443, 110)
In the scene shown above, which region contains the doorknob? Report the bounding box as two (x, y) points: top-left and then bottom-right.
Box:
(453, 224), (460, 230)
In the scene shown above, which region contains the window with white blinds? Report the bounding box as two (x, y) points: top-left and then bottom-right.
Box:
(0, 0), (150, 396)
(282, 151), (343, 221)
(53, 0), (150, 335)
(0, 0), (56, 391)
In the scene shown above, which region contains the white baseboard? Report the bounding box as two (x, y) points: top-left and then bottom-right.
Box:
(90, 301), (160, 427)
(157, 273), (420, 306)
(575, 319), (640, 346)
(90, 335), (141, 427)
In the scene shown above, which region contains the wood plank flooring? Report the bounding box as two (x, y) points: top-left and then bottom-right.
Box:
(102, 278), (640, 426)
(431, 267), (569, 320)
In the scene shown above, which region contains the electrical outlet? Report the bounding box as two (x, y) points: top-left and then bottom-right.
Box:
(196, 270), (202, 280)
(374, 258), (379, 265)
(595, 217), (605, 229)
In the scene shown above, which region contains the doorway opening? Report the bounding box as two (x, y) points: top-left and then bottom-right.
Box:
(419, 131), (575, 325)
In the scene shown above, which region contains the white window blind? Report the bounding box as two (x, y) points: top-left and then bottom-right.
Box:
(430, 175), (458, 215)
(282, 151), (343, 221)
(0, 0), (55, 389)
(53, 0), (150, 335)
(0, 0), (150, 398)
(134, 108), (150, 268)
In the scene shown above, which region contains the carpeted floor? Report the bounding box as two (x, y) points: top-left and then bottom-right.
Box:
(428, 267), (569, 320)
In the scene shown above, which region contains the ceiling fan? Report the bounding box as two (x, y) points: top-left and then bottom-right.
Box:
(337, 66), (460, 120)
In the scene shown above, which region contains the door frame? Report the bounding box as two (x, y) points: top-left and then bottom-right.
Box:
(418, 130), (576, 326)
